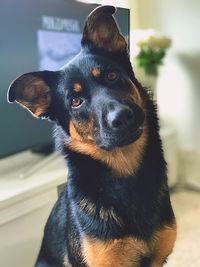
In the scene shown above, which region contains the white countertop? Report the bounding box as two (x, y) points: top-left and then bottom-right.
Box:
(0, 151), (67, 209)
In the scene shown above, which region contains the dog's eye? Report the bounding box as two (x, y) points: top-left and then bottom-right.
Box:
(107, 72), (118, 81)
(71, 97), (82, 107)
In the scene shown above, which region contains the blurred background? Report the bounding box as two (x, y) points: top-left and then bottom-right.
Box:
(0, 0), (200, 266)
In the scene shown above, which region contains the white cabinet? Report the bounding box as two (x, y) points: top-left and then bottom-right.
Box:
(0, 151), (67, 267)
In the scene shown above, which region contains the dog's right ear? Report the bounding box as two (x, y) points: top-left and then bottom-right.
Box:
(82, 5), (127, 52)
(7, 71), (57, 120)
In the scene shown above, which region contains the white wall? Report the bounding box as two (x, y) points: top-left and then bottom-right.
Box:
(130, 0), (200, 154)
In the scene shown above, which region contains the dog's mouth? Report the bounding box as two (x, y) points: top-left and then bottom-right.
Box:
(94, 125), (144, 151)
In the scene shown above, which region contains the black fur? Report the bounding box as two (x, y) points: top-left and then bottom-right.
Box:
(35, 43), (174, 267)
(8, 6), (175, 267)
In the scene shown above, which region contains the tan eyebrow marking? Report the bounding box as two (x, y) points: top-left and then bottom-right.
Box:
(91, 68), (101, 77)
(73, 82), (83, 92)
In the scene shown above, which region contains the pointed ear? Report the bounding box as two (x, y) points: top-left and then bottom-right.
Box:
(82, 5), (127, 52)
(7, 71), (55, 119)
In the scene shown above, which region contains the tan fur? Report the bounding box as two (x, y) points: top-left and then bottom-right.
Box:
(82, 222), (176, 267)
(73, 82), (83, 92)
(67, 120), (147, 177)
(69, 119), (94, 141)
(128, 79), (142, 107)
(69, 120), (84, 142)
(150, 223), (177, 266)
(82, 236), (149, 267)
(91, 68), (101, 77)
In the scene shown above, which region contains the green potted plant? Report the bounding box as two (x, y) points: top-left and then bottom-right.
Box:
(131, 29), (171, 99)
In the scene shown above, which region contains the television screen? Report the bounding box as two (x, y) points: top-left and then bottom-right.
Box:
(0, 0), (130, 158)
(37, 30), (82, 71)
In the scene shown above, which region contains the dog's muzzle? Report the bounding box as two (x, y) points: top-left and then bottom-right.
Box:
(93, 99), (145, 150)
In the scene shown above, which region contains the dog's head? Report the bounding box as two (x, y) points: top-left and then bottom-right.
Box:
(8, 6), (147, 176)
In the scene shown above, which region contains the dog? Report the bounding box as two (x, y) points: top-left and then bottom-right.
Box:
(8, 5), (176, 267)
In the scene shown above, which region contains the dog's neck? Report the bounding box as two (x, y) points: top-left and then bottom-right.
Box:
(60, 125), (166, 200)
(62, 139), (167, 239)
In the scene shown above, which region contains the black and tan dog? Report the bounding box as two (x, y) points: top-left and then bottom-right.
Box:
(8, 6), (176, 267)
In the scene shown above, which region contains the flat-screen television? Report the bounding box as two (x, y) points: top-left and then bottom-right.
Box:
(0, 0), (130, 158)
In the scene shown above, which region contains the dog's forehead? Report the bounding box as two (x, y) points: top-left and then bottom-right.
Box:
(62, 52), (123, 77)
(58, 51), (130, 94)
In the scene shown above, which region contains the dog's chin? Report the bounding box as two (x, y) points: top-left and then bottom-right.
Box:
(96, 127), (143, 151)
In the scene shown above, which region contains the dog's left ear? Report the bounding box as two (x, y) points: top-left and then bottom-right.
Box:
(7, 71), (56, 119)
(82, 5), (127, 52)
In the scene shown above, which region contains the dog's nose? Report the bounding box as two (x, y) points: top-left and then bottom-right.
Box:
(106, 102), (135, 130)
